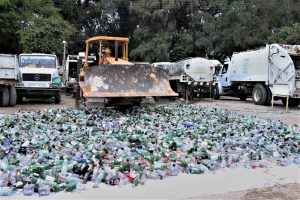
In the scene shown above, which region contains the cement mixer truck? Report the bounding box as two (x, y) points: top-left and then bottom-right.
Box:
(153, 58), (222, 100)
(215, 44), (300, 107)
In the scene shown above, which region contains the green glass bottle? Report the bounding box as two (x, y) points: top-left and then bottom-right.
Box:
(65, 182), (76, 192)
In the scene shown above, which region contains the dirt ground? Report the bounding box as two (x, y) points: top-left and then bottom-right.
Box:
(0, 93), (299, 199)
(193, 96), (300, 126)
(196, 183), (300, 200)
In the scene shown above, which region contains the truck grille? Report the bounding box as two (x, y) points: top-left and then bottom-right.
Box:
(22, 73), (51, 81)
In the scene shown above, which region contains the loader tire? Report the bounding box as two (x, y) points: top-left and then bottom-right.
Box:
(0, 86), (9, 107)
(252, 84), (267, 105)
(281, 98), (300, 107)
(8, 85), (17, 106)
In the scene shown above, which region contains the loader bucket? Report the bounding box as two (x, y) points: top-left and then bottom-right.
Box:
(80, 64), (178, 99)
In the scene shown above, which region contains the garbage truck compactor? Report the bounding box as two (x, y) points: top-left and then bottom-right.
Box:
(77, 36), (177, 107)
(215, 44), (300, 106)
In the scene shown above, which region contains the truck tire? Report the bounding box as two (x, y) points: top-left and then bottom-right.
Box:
(264, 85), (272, 106)
(54, 91), (61, 104)
(239, 92), (247, 101)
(0, 86), (9, 107)
(185, 88), (193, 101)
(281, 98), (300, 107)
(8, 85), (17, 106)
(213, 86), (220, 100)
(252, 84), (267, 105)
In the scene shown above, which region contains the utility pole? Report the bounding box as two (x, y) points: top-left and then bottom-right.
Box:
(63, 40), (67, 69)
(63, 41), (67, 95)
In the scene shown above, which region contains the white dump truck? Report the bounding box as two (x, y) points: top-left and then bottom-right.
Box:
(64, 52), (96, 95)
(0, 54), (19, 107)
(154, 58), (222, 100)
(16, 53), (62, 103)
(215, 44), (300, 106)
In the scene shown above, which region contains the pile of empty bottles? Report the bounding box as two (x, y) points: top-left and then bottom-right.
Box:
(0, 105), (299, 196)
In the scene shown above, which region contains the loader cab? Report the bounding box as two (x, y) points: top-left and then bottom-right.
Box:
(83, 36), (131, 67)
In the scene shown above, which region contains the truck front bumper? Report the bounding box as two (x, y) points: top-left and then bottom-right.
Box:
(16, 87), (60, 97)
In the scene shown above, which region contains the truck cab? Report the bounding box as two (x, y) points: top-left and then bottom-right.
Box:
(64, 52), (96, 95)
(16, 53), (62, 103)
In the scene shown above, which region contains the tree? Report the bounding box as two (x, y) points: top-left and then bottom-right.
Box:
(0, 0), (21, 53)
(18, 0), (74, 58)
(268, 23), (300, 44)
(129, 0), (226, 62)
(54, 0), (130, 55)
(214, 0), (300, 58)
(130, 0), (192, 62)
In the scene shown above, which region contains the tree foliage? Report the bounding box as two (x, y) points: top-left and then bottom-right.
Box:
(17, 0), (74, 58)
(0, 0), (20, 53)
(268, 23), (300, 44)
(0, 0), (299, 62)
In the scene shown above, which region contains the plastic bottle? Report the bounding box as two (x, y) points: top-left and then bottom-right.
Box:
(168, 163), (179, 176)
(91, 165), (100, 182)
(0, 187), (14, 196)
(61, 159), (68, 176)
(140, 174), (147, 185)
(65, 175), (83, 184)
(133, 174), (140, 187)
(118, 178), (129, 187)
(190, 167), (202, 174)
(23, 184), (34, 196)
(38, 184), (50, 196)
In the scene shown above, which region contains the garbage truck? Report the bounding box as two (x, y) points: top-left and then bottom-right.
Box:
(0, 54), (19, 107)
(77, 36), (177, 107)
(153, 58), (222, 100)
(215, 44), (300, 106)
(16, 53), (62, 103)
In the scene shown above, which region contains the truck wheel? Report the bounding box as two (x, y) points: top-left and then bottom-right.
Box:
(264, 85), (272, 105)
(239, 92), (247, 101)
(54, 92), (61, 104)
(185, 88), (193, 101)
(252, 84), (267, 105)
(8, 85), (17, 106)
(213, 86), (220, 100)
(282, 98), (300, 107)
(0, 86), (9, 107)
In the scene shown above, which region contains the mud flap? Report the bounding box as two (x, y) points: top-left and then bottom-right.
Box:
(80, 64), (178, 103)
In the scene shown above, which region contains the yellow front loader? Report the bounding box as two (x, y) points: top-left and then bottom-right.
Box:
(77, 36), (177, 107)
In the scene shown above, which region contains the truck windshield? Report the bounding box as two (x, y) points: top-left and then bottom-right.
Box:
(222, 64), (228, 74)
(19, 55), (56, 68)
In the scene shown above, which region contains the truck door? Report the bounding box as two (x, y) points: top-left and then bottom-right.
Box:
(219, 63), (231, 87)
